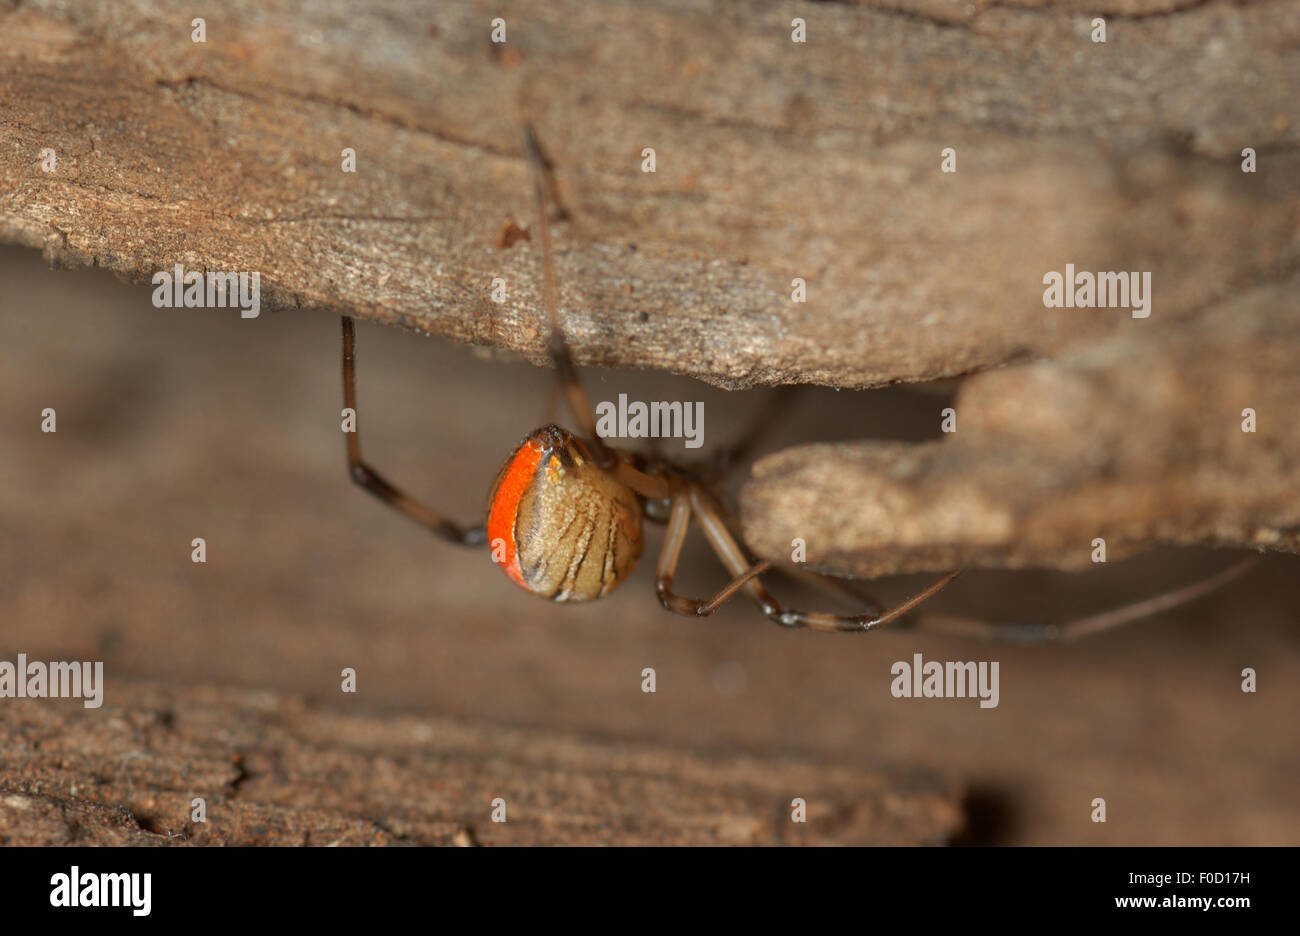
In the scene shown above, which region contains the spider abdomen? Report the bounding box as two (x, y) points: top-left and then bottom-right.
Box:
(485, 426), (643, 602)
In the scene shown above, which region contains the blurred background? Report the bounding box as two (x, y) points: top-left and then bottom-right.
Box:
(1, 243), (1296, 844)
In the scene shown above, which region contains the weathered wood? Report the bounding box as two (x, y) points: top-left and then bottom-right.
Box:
(4, 242), (1297, 847)
(0, 682), (963, 845)
(742, 278), (1300, 575)
(2, 1), (1296, 572)
(1, 0), (1297, 391)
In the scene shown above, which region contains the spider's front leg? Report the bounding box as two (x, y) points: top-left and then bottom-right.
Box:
(521, 126), (616, 468)
(521, 125), (669, 502)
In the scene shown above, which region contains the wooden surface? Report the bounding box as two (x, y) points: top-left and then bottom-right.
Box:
(744, 281), (1300, 575)
(1, 2), (1297, 844)
(0, 0), (1296, 389)
(0, 682), (960, 846)
(1, 246), (1297, 845)
(2, 0), (1298, 574)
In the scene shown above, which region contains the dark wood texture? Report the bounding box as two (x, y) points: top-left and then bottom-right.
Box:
(0, 682), (961, 845)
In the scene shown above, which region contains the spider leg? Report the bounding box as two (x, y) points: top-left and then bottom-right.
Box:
(543, 377), (563, 427)
(905, 553), (1264, 643)
(774, 565), (887, 618)
(341, 316), (486, 546)
(654, 487), (774, 614)
(522, 125), (670, 502)
(652, 454), (1259, 637)
(654, 484), (959, 631)
(521, 126), (612, 457)
(521, 125), (569, 222)
(713, 386), (800, 475)
(688, 480), (1260, 639)
(709, 496), (886, 616)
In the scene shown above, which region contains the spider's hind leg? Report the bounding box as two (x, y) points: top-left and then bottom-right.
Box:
(520, 125), (670, 501)
(903, 553), (1264, 643)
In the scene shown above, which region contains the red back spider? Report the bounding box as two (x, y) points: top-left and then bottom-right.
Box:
(339, 128), (1262, 640)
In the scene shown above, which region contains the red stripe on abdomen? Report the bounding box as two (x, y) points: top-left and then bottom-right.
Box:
(486, 440), (544, 590)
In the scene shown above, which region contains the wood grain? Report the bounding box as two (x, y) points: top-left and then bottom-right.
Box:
(1, 0), (1295, 568)
(1, 0), (1296, 391)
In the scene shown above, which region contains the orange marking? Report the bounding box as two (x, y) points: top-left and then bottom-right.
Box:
(487, 439), (544, 590)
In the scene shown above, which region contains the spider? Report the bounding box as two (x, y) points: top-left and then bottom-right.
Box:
(338, 128), (1262, 640)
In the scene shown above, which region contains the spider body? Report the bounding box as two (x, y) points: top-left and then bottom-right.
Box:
(486, 425), (643, 601)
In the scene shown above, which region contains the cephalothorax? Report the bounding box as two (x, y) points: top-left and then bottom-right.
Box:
(338, 127), (1260, 640)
